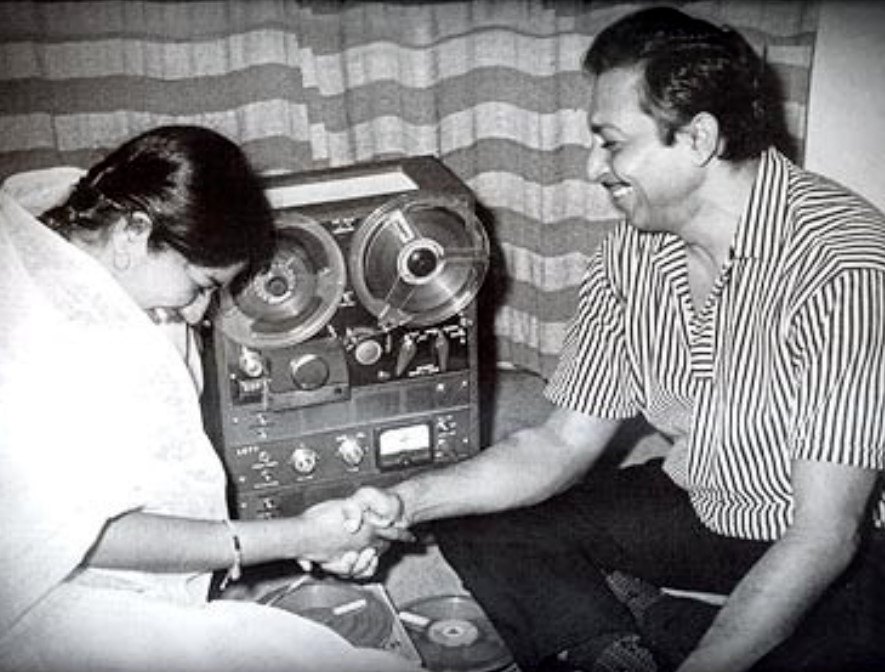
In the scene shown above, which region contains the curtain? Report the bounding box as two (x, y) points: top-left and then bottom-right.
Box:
(0, 0), (819, 377)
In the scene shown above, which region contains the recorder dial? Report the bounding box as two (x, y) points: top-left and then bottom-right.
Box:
(290, 447), (318, 475)
(354, 339), (384, 366)
(289, 353), (330, 390)
(336, 436), (366, 467)
(238, 347), (265, 378)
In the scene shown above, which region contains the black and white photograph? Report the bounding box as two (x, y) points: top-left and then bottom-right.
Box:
(1, 2), (884, 671)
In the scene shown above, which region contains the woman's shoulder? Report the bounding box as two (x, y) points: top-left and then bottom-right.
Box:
(2, 166), (85, 215)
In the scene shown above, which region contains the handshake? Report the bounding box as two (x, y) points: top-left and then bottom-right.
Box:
(295, 486), (414, 579)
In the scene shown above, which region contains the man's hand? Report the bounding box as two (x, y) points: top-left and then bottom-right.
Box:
(294, 490), (413, 579)
(348, 486), (412, 536)
(294, 497), (380, 565)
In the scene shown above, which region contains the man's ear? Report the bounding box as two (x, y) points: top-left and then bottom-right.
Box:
(680, 112), (722, 166)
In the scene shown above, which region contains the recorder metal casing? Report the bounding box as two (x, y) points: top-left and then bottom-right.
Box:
(201, 157), (488, 519)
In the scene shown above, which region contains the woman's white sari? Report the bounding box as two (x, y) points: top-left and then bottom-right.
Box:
(0, 169), (417, 672)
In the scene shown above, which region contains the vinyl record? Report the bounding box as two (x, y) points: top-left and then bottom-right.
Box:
(349, 193), (488, 330)
(399, 595), (513, 672)
(215, 212), (346, 348)
(260, 578), (393, 649)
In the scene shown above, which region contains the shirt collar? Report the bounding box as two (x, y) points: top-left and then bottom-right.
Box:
(730, 148), (792, 260)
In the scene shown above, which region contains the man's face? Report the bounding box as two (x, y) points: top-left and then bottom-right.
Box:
(586, 66), (701, 233)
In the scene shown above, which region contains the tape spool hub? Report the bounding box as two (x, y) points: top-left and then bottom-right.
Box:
(216, 212), (346, 348)
(350, 193), (489, 330)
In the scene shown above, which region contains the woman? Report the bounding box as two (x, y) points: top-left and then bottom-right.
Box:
(0, 126), (415, 672)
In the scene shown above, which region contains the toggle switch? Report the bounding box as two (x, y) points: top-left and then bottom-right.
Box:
(395, 334), (417, 377)
(434, 331), (450, 372)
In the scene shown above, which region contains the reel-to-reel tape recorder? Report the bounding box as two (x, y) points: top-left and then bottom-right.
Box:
(201, 156), (489, 519)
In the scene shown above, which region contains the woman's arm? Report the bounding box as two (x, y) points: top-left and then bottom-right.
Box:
(84, 495), (407, 575)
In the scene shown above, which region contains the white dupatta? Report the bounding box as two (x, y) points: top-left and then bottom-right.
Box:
(0, 169), (420, 672)
(0, 166), (227, 636)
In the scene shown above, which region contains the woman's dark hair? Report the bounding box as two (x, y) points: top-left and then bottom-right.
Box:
(42, 125), (275, 271)
(582, 6), (792, 161)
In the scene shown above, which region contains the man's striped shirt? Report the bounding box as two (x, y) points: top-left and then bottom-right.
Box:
(546, 148), (885, 541)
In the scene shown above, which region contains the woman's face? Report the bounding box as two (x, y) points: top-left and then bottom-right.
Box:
(126, 247), (244, 324)
(101, 214), (245, 324)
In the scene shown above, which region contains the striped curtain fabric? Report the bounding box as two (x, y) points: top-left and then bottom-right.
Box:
(0, 0), (819, 377)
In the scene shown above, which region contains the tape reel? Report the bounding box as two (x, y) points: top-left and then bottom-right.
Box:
(399, 594), (513, 672)
(216, 211), (346, 349)
(349, 193), (489, 330)
(216, 191), (487, 347)
(260, 579), (393, 649)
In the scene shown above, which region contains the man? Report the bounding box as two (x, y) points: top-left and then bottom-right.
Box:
(361, 7), (885, 672)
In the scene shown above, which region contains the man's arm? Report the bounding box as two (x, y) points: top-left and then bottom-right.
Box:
(678, 459), (880, 672)
(390, 407), (621, 526)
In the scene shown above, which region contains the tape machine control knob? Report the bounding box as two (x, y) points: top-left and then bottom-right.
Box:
(289, 354), (329, 390)
(337, 436), (366, 467)
(289, 447), (318, 475)
(406, 246), (439, 278)
(354, 339), (383, 366)
(238, 347), (264, 378)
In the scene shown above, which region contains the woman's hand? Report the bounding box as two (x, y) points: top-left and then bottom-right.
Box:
(317, 546), (381, 579)
(80, 490), (411, 581)
(293, 492), (413, 578)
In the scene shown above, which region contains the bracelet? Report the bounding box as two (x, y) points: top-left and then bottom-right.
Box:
(219, 519), (243, 591)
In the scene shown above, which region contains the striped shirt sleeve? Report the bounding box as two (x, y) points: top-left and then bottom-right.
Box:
(545, 231), (639, 418)
(789, 267), (885, 469)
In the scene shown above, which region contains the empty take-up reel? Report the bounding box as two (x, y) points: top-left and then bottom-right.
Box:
(350, 193), (489, 331)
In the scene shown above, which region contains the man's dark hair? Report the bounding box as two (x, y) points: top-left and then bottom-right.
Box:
(583, 6), (791, 161)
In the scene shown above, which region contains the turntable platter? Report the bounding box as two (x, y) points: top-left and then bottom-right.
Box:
(261, 579), (393, 649)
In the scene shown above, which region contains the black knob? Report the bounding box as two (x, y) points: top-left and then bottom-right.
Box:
(406, 246), (438, 278)
(289, 354), (329, 390)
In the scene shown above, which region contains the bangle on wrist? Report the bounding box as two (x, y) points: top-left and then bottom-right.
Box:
(219, 519), (243, 590)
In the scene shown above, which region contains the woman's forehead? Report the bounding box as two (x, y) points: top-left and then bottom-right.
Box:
(189, 262), (245, 285)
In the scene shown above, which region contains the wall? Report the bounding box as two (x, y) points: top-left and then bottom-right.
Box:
(804, 0), (885, 211)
